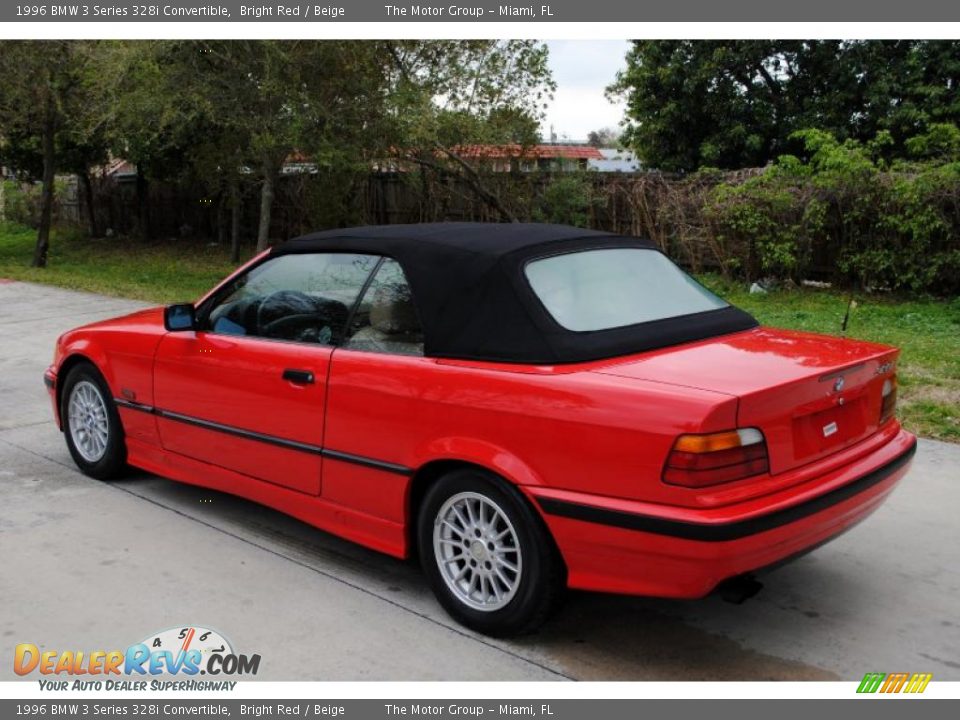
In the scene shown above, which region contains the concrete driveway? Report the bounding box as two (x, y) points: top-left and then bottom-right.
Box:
(1, 279), (957, 681)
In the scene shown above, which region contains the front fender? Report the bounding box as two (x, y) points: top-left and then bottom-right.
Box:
(57, 336), (118, 391)
(53, 321), (166, 446)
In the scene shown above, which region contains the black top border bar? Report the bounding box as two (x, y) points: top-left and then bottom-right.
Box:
(4, 1), (960, 22)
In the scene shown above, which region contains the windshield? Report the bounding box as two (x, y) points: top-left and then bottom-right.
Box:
(525, 248), (728, 332)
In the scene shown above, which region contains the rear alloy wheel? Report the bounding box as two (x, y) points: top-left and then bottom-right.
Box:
(433, 491), (523, 611)
(61, 363), (127, 480)
(419, 468), (564, 636)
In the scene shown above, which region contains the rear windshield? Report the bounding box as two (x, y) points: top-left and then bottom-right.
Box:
(525, 248), (728, 332)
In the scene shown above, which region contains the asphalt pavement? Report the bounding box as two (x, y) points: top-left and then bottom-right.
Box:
(1, 279), (957, 681)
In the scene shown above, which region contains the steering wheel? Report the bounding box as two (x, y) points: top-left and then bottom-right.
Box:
(261, 313), (329, 341)
(253, 290), (306, 337)
(254, 290), (304, 335)
(254, 291), (350, 344)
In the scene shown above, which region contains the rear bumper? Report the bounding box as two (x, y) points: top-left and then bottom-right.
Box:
(528, 427), (917, 598)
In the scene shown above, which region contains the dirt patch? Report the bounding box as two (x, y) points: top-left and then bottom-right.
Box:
(513, 593), (839, 681)
(901, 383), (960, 406)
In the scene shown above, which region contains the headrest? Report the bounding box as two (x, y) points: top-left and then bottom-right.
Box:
(370, 283), (421, 336)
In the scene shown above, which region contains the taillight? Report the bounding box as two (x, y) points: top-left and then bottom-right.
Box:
(663, 428), (770, 488)
(880, 375), (897, 425)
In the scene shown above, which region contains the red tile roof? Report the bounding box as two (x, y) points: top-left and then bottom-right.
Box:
(100, 158), (137, 176)
(452, 144), (604, 160)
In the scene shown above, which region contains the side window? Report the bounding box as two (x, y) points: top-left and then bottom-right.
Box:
(342, 258), (424, 356)
(204, 253), (379, 345)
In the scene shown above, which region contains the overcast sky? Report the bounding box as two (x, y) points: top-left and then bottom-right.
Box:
(541, 40), (631, 143)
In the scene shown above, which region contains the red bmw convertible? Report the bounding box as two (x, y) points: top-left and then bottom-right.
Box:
(45, 223), (915, 635)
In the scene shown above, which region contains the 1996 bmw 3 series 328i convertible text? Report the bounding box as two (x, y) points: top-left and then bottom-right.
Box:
(45, 223), (916, 635)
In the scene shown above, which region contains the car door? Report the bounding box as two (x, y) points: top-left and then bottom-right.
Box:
(152, 252), (380, 495)
(322, 258), (433, 519)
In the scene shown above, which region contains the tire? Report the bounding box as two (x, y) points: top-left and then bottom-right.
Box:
(60, 362), (127, 480)
(418, 468), (564, 637)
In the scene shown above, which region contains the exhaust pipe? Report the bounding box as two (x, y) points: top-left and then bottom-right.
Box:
(716, 574), (764, 604)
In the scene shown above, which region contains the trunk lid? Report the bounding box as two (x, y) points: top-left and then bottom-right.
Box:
(593, 327), (898, 473)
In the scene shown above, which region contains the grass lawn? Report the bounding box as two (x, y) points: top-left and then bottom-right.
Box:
(2, 221), (958, 443)
(0, 222), (240, 304)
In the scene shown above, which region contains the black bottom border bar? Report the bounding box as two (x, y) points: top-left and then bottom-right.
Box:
(537, 438), (917, 542)
(114, 398), (412, 477)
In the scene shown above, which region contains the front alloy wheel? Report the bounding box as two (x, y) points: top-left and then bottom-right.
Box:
(61, 363), (127, 480)
(419, 468), (564, 636)
(68, 380), (110, 463)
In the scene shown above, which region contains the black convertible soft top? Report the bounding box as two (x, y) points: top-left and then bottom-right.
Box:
(273, 223), (757, 364)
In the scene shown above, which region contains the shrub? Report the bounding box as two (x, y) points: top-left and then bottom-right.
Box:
(1, 180), (39, 226)
(533, 172), (595, 227)
(697, 126), (960, 294)
(0, 179), (70, 228)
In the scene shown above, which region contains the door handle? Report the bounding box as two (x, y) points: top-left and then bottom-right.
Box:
(282, 369), (315, 385)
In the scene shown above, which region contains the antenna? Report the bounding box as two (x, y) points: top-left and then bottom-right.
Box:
(840, 296), (857, 335)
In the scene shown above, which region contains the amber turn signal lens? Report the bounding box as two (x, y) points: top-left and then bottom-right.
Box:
(663, 428), (769, 488)
(673, 428), (763, 454)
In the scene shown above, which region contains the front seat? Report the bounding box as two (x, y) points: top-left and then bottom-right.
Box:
(347, 282), (424, 356)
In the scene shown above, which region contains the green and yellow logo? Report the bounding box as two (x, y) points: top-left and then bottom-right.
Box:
(857, 672), (932, 694)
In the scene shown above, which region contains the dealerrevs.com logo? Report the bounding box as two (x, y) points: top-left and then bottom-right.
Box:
(14, 626), (260, 690)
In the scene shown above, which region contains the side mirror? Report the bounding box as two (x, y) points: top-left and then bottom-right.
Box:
(164, 304), (197, 332)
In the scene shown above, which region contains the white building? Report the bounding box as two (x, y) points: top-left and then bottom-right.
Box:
(588, 147), (642, 173)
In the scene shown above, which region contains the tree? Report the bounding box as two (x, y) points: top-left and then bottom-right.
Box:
(59, 127), (110, 238)
(109, 40), (390, 251)
(608, 40), (960, 171)
(381, 40), (554, 221)
(1, 41), (555, 258)
(101, 41), (248, 242)
(586, 127), (620, 147)
(0, 41), (105, 265)
(103, 40), (552, 250)
(203, 41), (387, 252)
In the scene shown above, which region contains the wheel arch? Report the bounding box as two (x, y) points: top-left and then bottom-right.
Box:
(405, 453), (565, 579)
(55, 352), (109, 427)
(407, 459), (476, 556)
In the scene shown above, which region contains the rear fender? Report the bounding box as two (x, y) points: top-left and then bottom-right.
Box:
(411, 436), (546, 488)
